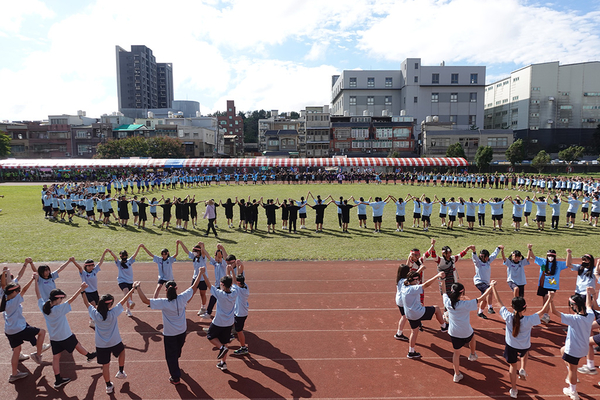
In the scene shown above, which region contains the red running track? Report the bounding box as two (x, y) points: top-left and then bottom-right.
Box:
(0, 259), (599, 399)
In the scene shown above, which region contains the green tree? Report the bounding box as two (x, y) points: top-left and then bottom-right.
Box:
(96, 136), (183, 158)
(0, 130), (11, 158)
(474, 145), (494, 171)
(147, 136), (185, 158)
(532, 150), (550, 173)
(207, 111), (226, 117)
(242, 109), (270, 144)
(558, 145), (585, 163)
(446, 142), (466, 158)
(289, 111), (300, 119)
(505, 139), (525, 166)
(387, 150), (400, 158)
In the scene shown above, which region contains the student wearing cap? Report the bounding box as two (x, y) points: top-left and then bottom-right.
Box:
(1, 270), (48, 383)
(136, 271), (203, 385)
(35, 278), (97, 389)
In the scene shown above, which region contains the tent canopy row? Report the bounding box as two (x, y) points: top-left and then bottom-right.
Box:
(0, 157), (468, 170)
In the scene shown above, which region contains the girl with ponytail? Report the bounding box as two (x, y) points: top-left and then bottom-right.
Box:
(178, 241), (210, 316)
(491, 283), (552, 399)
(135, 268), (204, 385)
(2, 269), (48, 383)
(35, 276), (97, 389)
(106, 245), (143, 317)
(81, 283), (138, 394)
(442, 281), (496, 384)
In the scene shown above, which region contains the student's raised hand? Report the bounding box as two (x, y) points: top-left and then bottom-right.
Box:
(527, 243), (533, 250)
(438, 271), (445, 279)
(199, 266), (206, 276)
(69, 256), (75, 262)
(236, 260), (242, 267)
(430, 238), (436, 245)
(80, 282), (89, 291)
(133, 281), (141, 289)
(25, 257), (33, 263)
(498, 245), (504, 250)
(32, 273), (38, 280)
(566, 248), (572, 254)
(490, 280), (497, 287)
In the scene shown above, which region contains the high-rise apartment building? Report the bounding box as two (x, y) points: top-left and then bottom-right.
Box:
(331, 58), (485, 136)
(116, 45), (173, 112)
(484, 61), (600, 152)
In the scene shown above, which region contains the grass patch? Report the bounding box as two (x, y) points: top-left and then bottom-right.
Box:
(0, 183), (594, 262)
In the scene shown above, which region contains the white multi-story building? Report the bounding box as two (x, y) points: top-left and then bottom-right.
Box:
(331, 58), (486, 136)
(302, 105), (330, 157)
(484, 61), (600, 151)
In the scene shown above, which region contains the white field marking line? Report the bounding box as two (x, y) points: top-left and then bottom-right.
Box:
(0, 354), (568, 366)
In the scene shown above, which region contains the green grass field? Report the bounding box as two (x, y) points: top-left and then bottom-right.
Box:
(0, 182), (595, 263)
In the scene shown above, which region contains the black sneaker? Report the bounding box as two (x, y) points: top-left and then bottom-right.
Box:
(488, 308), (495, 314)
(86, 352), (97, 363)
(394, 333), (409, 341)
(216, 361), (228, 370)
(407, 352), (422, 359)
(54, 377), (71, 389)
(477, 312), (489, 320)
(169, 377), (181, 385)
(440, 325), (448, 332)
(217, 346), (229, 359)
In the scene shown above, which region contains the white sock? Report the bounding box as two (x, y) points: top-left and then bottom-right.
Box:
(442, 322), (447, 328)
(397, 330), (402, 336)
(587, 359), (595, 369)
(569, 383), (576, 392)
(409, 347), (415, 353)
(479, 308), (484, 313)
(488, 305), (493, 310)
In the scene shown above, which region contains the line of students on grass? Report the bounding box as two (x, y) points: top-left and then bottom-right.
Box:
(394, 239), (600, 399)
(0, 241), (249, 392)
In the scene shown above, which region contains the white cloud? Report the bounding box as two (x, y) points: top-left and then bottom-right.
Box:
(357, 0), (600, 66)
(0, 1), (55, 35)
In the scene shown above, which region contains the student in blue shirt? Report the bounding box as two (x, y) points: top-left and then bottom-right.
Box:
(106, 246), (143, 317)
(136, 270), (203, 384)
(82, 283), (138, 394)
(34, 258), (74, 302)
(528, 245), (571, 324)
(139, 242), (181, 298)
(35, 279), (97, 389)
(350, 196), (369, 229)
(491, 282), (552, 399)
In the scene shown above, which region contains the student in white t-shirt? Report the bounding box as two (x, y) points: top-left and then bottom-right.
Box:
(394, 264), (412, 342)
(491, 283), (552, 399)
(400, 270), (448, 359)
(135, 271), (203, 385)
(443, 281), (496, 383)
(81, 284), (138, 394)
(549, 287), (595, 400)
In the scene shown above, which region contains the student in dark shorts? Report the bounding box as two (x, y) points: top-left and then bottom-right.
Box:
(159, 196), (174, 230)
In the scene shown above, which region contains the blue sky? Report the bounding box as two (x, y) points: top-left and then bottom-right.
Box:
(2, 0), (600, 121)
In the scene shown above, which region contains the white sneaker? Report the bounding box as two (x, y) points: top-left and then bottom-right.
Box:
(518, 368), (527, 380)
(200, 312), (212, 320)
(106, 383), (114, 394)
(577, 365), (597, 375)
(18, 353), (30, 361)
(468, 353), (478, 361)
(443, 311), (449, 323)
(509, 388), (518, 398)
(128, 300), (135, 310)
(115, 370), (127, 379)
(89, 320), (95, 328)
(126, 309), (133, 317)
(41, 343), (51, 353)
(8, 370), (28, 383)
(562, 387), (579, 400)
(30, 352), (42, 364)
(453, 373), (463, 383)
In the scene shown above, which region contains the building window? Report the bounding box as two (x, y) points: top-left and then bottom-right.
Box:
(530, 113), (539, 117)
(349, 77), (357, 87)
(367, 96), (374, 105)
(349, 96), (356, 105)
(450, 115), (457, 123)
(560, 105), (573, 109)
(385, 77), (393, 87)
(450, 93), (458, 103)
(530, 126), (539, 130)
(532, 87), (540, 91)
(470, 92), (477, 102)
(470, 74), (478, 84)
(414, 62), (419, 69)
(513, 77), (519, 82)
(512, 96), (519, 101)
(469, 115), (476, 125)
(531, 100), (540, 104)
(451, 73), (459, 84)
(432, 74), (439, 84)
(414, 96), (418, 103)
(560, 118), (569, 123)
(414, 76), (418, 83)
(367, 77), (374, 87)
(385, 96), (392, 105)
(431, 93), (439, 103)
(561, 92), (570, 96)
(488, 137), (508, 147)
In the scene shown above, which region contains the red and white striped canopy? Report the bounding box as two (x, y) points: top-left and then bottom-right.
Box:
(0, 157), (468, 170)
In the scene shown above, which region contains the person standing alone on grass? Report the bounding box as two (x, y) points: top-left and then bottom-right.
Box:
(136, 273), (203, 384)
